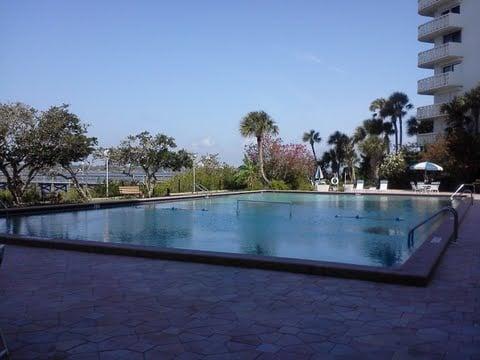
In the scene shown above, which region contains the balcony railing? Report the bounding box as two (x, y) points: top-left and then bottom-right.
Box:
(418, 0), (453, 16)
(418, 42), (462, 68)
(417, 104), (446, 120)
(418, 71), (462, 95)
(416, 132), (438, 146)
(418, 13), (462, 42)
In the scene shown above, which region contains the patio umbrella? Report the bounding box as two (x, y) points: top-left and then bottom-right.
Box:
(410, 161), (443, 181)
(314, 165), (324, 182)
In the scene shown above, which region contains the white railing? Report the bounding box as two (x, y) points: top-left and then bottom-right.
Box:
(417, 104), (445, 120)
(416, 132), (438, 146)
(418, 42), (461, 67)
(418, 13), (461, 41)
(418, 71), (460, 94)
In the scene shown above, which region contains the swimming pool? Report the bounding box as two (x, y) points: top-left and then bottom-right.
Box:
(0, 192), (451, 267)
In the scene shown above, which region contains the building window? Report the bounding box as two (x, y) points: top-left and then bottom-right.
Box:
(451, 5), (460, 14)
(443, 30), (462, 43)
(443, 62), (461, 73)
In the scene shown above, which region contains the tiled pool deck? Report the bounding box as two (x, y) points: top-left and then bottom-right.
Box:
(0, 202), (478, 359)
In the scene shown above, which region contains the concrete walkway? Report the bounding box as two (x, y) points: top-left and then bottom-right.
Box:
(0, 203), (479, 359)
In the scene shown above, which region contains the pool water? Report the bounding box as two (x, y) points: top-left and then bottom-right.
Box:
(0, 193), (452, 267)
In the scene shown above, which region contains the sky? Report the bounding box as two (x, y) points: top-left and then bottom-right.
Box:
(0, 0), (432, 165)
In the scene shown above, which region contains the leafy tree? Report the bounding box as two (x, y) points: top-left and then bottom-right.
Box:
(244, 136), (314, 189)
(240, 111), (278, 184)
(42, 105), (97, 200)
(441, 96), (472, 133)
(0, 102), (95, 204)
(112, 131), (192, 197)
(379, 152), (407, 181)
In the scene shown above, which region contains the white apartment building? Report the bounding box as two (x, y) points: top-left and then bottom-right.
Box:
(416, 0), (480, 146)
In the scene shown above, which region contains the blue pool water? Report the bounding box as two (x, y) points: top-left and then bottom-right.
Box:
(0, 193), (452, 267)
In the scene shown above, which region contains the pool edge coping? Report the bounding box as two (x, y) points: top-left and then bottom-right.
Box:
(0, 191), (473, 286)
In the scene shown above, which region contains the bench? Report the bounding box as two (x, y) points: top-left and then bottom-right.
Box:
(118, 186), (142, 197)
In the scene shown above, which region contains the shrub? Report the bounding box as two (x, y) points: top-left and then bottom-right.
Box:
(0, 190), (14, 207)
(21, 187), (41, 204)
(61, 188), (86, 203)
(269, 180), (290, 190)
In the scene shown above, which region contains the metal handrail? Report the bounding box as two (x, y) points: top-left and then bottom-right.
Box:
(195, 183), (210, 197)
(236, 199), (293, 218)
(450, 183), (474, 203)
(407, 206), (458, 248)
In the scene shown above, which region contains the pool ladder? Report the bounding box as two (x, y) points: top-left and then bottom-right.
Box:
(407, 207), (458, 248)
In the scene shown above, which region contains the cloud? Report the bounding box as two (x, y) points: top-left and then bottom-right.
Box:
(297, 52), (347, 75)
(298, 52), (324, 64)
(328, 65), (347, 74)
(191, 136), (215, 149)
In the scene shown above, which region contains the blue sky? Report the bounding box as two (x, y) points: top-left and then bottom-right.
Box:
(1, 0), (431, 164)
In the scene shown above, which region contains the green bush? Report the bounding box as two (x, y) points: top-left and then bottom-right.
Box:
(269, 180), (290, 190)
(90, 182), (121, 198)
(0, 190), (14, 207)
(21, 187), (41, 204)
(60, 188), (86, 203)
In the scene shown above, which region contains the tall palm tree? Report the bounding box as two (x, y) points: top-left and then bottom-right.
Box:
(240, 111), (279, 184)
(327, 131), (350, 175)
(464, 85), (480, 134)
(370, 98), (394, 153)
(302, 129), (322, 163)
(383, 92), (413, 151)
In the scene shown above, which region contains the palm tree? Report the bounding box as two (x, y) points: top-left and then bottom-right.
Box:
(302, 129), (322, 163)
(369, 98), (387, 118)
(383, 92), (413, 151)
(240, 111), (279, 184)
(370, 98), (394, 153)
(327, 131), (350, 175)
(235, 156), (259, 189)
(441, 97), (471, 133)
(464, 85), (480, 134)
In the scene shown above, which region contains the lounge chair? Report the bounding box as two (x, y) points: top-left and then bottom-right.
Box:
(429, 182), (440, 193)
(355, 180), (364, 192)
(379, 180), (388, 191)
(410, 181), (419, 192)
(344, 184), (354, 192)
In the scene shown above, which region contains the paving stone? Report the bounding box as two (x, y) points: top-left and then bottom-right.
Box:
(0, 202), (479, 359)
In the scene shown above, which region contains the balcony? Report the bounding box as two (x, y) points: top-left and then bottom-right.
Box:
(418, 13), (462, 43)
(418, 0), (454, 16)
(418, 71), (462, 95)
(418, 42), (462, 69)
(416, 103), (447, 120)
(416, 132), (439, 146)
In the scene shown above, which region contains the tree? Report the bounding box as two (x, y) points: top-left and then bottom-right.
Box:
(441, 97), (471, 133)
(0, 102), (96, 204)
(302, 129), (321, 163)
(244, 136), (314, 189)
(382, 92), (413, 151)
(112, 131), (192, 197)
(327, 131), (350, 175)
(370, 98), (394, 153)
(464, 85), (480, 134)
(358, 136), (386, 182)
(239, 111), (279, 184)
(234, 157), (260, 189)
(406, 116), (433, 137)
(42, 105), (97, 200)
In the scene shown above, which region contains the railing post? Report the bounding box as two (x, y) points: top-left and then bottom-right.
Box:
(450, 207), (458, 242)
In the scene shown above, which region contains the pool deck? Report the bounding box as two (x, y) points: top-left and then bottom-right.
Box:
(0, 202), (479, 359)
